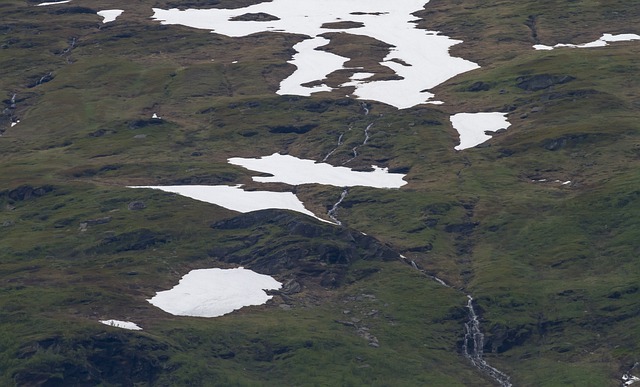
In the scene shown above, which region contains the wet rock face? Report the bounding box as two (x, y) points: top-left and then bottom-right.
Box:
(516, 74), (575, 91)
(210, 210), (398, 287)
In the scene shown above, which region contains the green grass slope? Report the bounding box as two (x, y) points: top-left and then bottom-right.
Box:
(1, 0), (639, 386)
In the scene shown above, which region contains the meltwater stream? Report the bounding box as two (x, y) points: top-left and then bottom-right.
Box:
(464, 295), (513, 387)
(402, 256), (512, 386)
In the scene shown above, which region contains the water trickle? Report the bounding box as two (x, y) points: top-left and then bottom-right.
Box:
(463, 295), (512, 387)
(328, 188), (348, 225)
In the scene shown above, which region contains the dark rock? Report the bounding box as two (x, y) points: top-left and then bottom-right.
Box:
(229, 12), (280, 21)
(542, 134), (590, 151)
(497, 148), (515, 158)
(209, 210), (398, 287)
(89, 128), (117, 137)
(484, 323), (533, 353)
(49, 6), (96, 14)
(388, 166), (410, 174)
(424, 202), (451, 215)
(128, 119), (163, 130)
(91, 228), (169, 253)
(424, 218), (438, 228)
(127, 201), (146, 210)
(516, 74), (575, 91)
(406, 243), (433, 253)
(444, 222), (479, 234)
(304, 100), (332, 113)
(268, 124), (318, 134)
(467, 81), (491, 92)
(321, 21), (364, 29)
(3, 185), (54, 201)
(84, 216), (112, 226)
(13, 333), (169, 386)
(280, 279), (302, 294)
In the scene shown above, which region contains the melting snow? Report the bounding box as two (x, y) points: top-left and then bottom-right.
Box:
(228, 153), (407, 188)
(278, 37), (348, 96)
(534, 33), (640, 50)
(130, 184), (328, 222)
(36, 0), (71, 5)
(97, 9), (124, 23)
(148, 267), (282, 317)
(151, 0), (479, 109)
(100, 320), (142, 330)
(450, 112), (511, 150)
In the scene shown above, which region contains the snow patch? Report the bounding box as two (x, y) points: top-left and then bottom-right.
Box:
(278, 37), (348, 96)
(450, 112), (510, 150)
(130, 184), (328, 222)
(148, 267), (282, 317)
(151, 0), (479, 109)
(534, 33), (640, 50)
(36, 0), (71, 6)
(97, 9), (124, 23)
(228, 153), (407, 188)
(100, 320), (142, 330)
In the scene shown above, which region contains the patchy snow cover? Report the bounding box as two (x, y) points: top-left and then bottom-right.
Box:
(97, 10), (124, 24)
(279, 37), (348, 96)
(130, 184), (327, 221)
(534, 33), (640, 50)
(148, 267), (282, 317)
(228, 153), (407, 188)
(36, 0), (71, 5)
(450, 112), (510, 150)
(151, 0), (479, 109)
(100, 320), (142, 330)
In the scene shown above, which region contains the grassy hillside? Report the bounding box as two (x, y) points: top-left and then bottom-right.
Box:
(1, 0), (639, 385)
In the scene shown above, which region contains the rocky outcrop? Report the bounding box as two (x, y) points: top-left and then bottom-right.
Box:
(230, 12), (280, 21)
(267, 123), (318, 134)
(13, 333), (169, 387)
(210, 210), (398, 287)
(1, 185), (54, 202)
(516, 74), (575, 91)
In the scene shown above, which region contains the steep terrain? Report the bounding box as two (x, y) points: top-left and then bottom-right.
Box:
(1, 0), (639, 385)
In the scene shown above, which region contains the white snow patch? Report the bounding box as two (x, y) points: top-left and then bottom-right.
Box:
(100, 320), (142, 330)
(11, 120), (19, 128)
(151, 0), (479, 109)
(562, 181), (571, 185)
(130, 184), (328, 222)
(623, 374), (640, 386)
(450, 112), (510, 150)
(534, 33), (640, 50)
(278, 37), (348, 96)
(152, 113), (161, 119)
(228, 153), (407, 188)
(148, 267), (282, 317)
(36, 0), (71, 6)
(97, 9), (124, 23)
